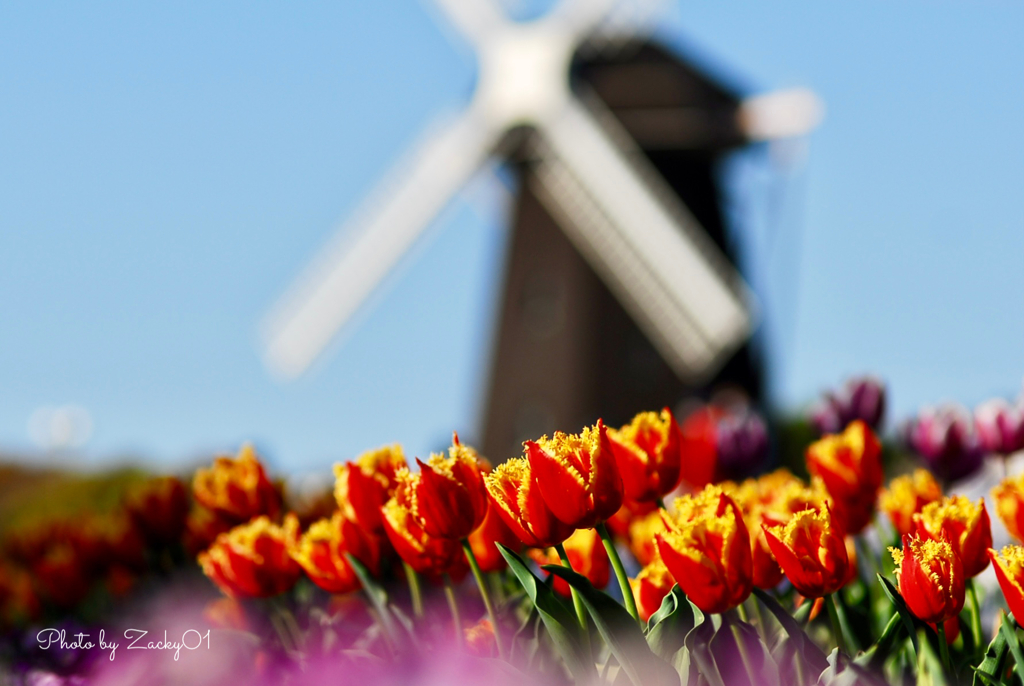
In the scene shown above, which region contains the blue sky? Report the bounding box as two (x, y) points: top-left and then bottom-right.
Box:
(1, 1), (1021, 472)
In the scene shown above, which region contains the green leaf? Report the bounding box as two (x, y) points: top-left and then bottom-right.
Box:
(752, 588), (829, 674)
(709, 613), (780, 686)
(497, 544), (594, 682)
(345, 553), (402, 649)
(645, 585), (700, 660)
(972, 612), (1009, 686)
(876, 573), (920, 655)
(999, 613), (1024, 684)
(917, 629), (950, 686)
(854, 613), (904, 672)
(544, 564), (678, 686)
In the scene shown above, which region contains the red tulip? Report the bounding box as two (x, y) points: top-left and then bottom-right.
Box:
(805, 420), (883, 534)
(607, 409), (683, 503)
(763, 502), (850, 598)
(333, 444), (406, 534)
(199, 515), (302, 598)
(467, 500), (521, 573)
(912, 495), (992, 578)
(526, 420), (624, 529)
(992, 474), (1024, 543)
(890, 534), (964, 625)
(630, 558), (675, 622)
(193, 444), (281, 523)
(879, 469), (943, 537)
(381, 472), (467, 579)
(988, 545), (1024, 622)
(656, 485), (752, 614)
(290, 512), (381, 594)
(409, 436), (489, 541)
(484, 456), (574, 548)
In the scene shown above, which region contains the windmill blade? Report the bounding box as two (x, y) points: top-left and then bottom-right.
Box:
(428, 0), (506, 48)
(261, 105), (500, 379)
(531, 96), (753, 381)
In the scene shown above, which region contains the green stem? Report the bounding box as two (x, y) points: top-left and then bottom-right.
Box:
(555, 541), (592, 658)
(825, 593), (848, 655)
(462, 539), (506, 659)
(655, 497), (666, 510)
(937, 621), (953, 676)
(727, 610), (755, 681)
(403, 561), (424, 619)
(444, 574), (463, 649)
(968, 578), (983, 651)
(596, 521), (640, 624)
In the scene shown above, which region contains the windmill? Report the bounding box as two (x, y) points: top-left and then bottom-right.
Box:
(261, 0), (821, 459)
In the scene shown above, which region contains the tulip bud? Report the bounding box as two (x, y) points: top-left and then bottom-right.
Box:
(912, 495), (992, 578)
(806, 420), (883, 534)
(484, 457), (574, 548)
(879, 469), (943, 537)
(889, 534), (965, 625)
(677, 407), (720, 489)
(714, 410), (769, 482)
(630, 558), (674, 623)
(409, 437), (489, 541)
(530, 528), (610, 598)
(763, 503), (850, 598)
(810, 376), (886, 435)
(124, 476), (189, 545)
(657, 485), (753, 614)
(467, 500), (521, 573)
(975, 399), (1024, 456)
(465, 619), (497, 658)
(381, 470), (467, 579)
(526, 420), (624, 530)
(333, 445), (406, 535)
(606, 409), (683, 503)
(290, 512), (381, 594)
(904, 405), (984, 483)
(992, 473), (1024, 543)
(988, 545), (1024, 622)
(193, 444), (282, 523)
(199, 515), (302, 599)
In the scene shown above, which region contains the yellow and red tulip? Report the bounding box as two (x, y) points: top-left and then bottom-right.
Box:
(879, 469), (943, 537)
(333, 444), (406, 535)
(199, 515), (302, 599)
(525, 420), (624, 530)
(193, 444), (282, 523)
(763, 502), (850, 598)
(912, 495), (992, 578)
(467, 499), (521, 573)
(381, 471), (466, 578)
(484, 456), (574, 548)
(805, 420), (883, 535)
(656, 485), (752, 614)
(606, 409), (683, 504)
(409, 437), (489, 541)
(630, 557), (675, 622)
(988, 545), (1024, 621)
(530, 527), (610, 598)
(992, 473), (1024, 543)
(627, 509), (667, 567)
(889, 534), (964, 625)
(289, 512), (381, 595)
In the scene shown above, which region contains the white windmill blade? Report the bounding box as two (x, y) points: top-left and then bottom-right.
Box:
(545, 0), (620, 35)
(261, 105), (500, 379)
(428, 0), (507, 48)
(532, 96), (753, 379)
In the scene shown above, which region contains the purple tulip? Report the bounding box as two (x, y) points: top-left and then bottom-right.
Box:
(904, 404), (985, 483)
(974, 398), (1024, 455)
(715, 409), (769, 481)
(810, 375), (886, 435)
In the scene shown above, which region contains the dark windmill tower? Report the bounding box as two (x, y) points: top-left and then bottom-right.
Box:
(260, 0), (821, 460)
